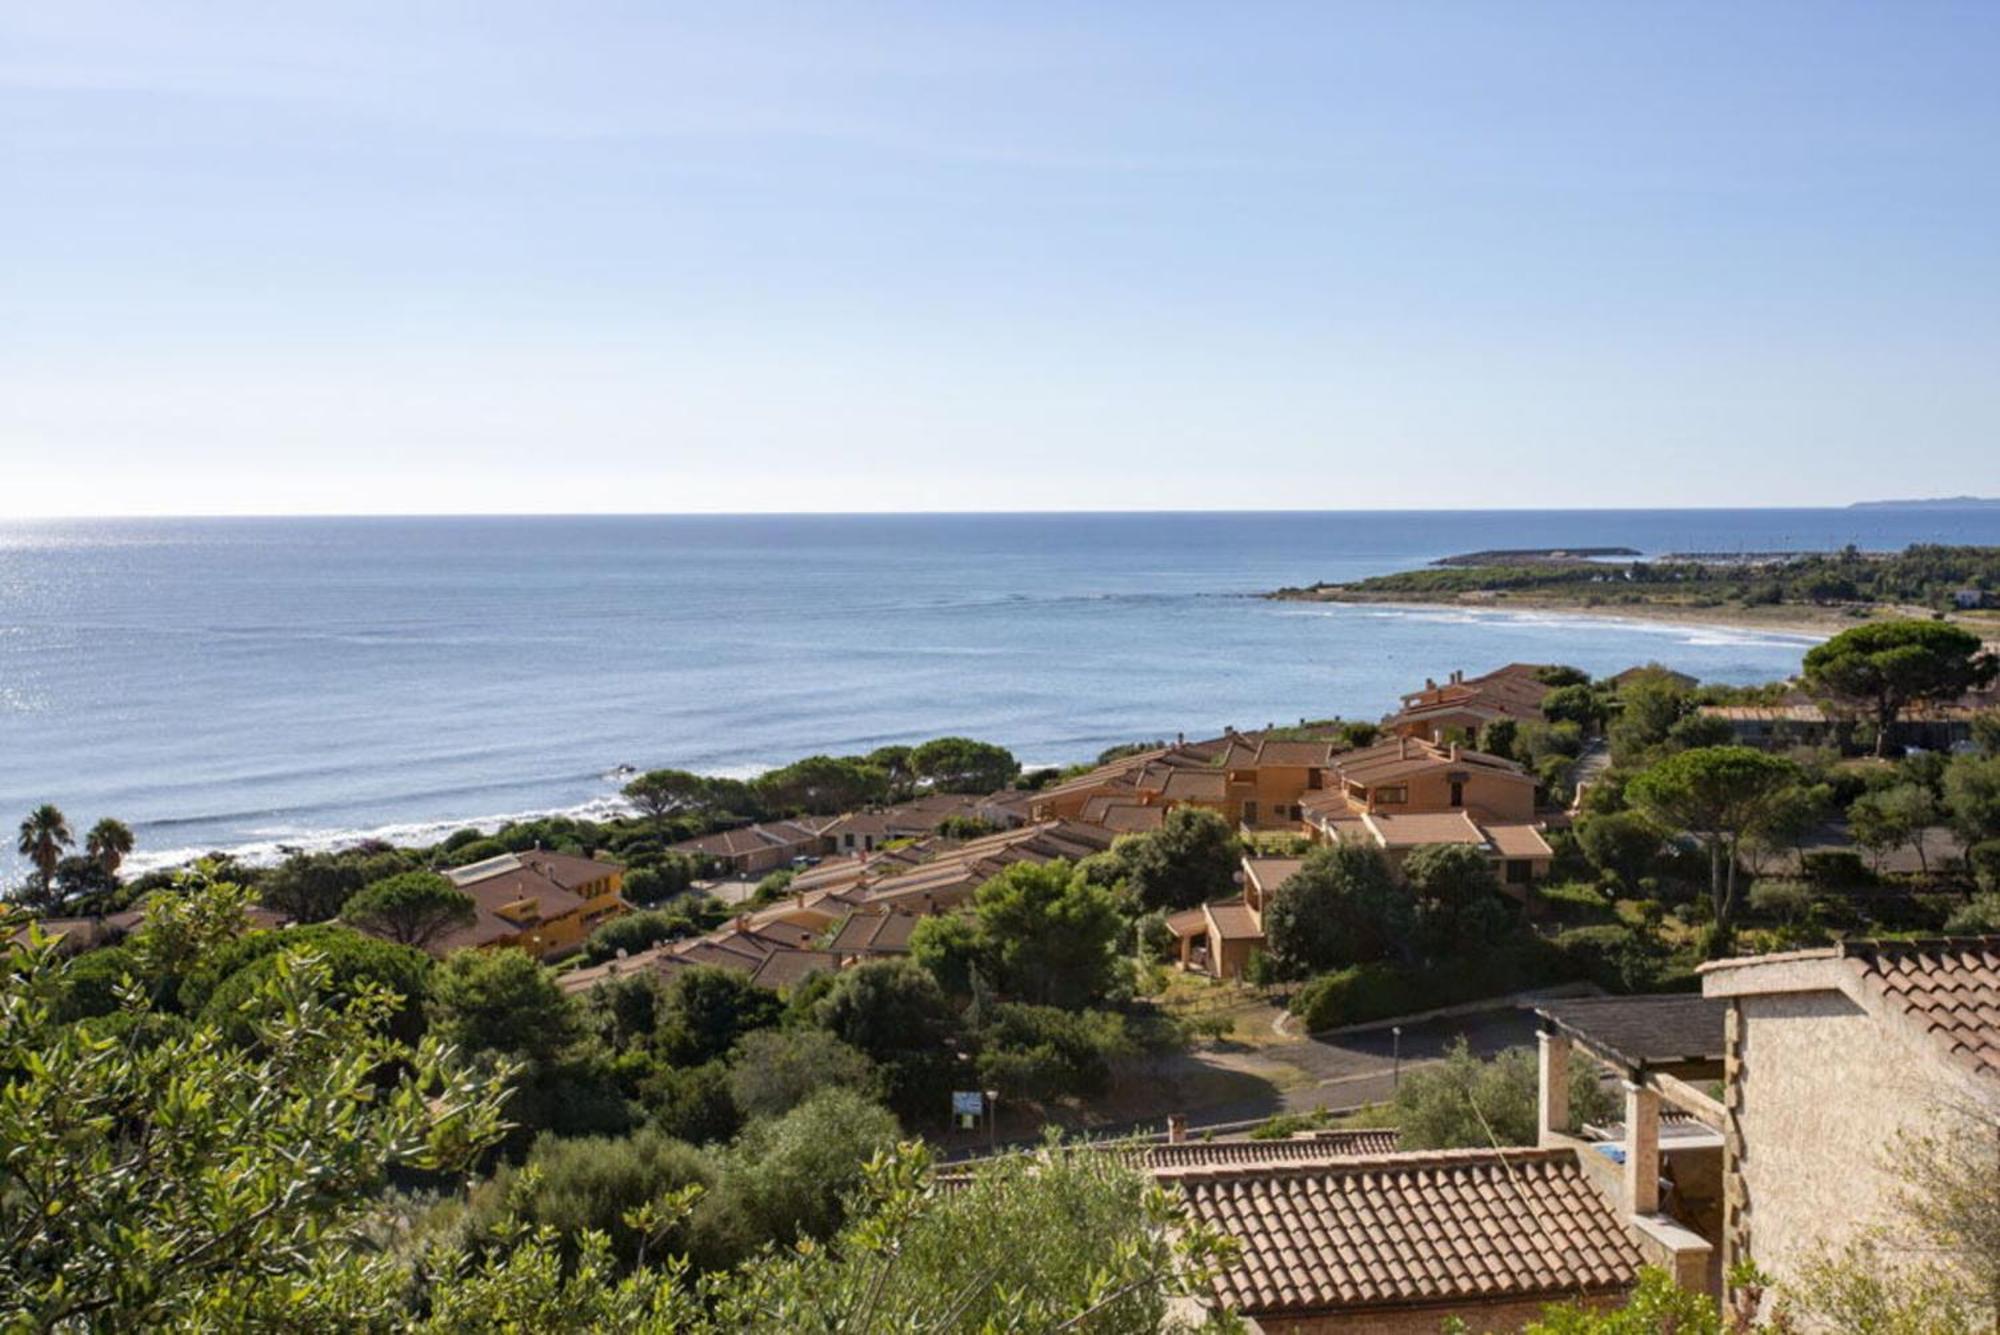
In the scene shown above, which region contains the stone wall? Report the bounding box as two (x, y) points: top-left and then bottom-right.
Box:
(1727, 989), (1989, 1287)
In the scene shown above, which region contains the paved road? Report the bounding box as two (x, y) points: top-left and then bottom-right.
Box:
(940, 1002), (1547, 1161)
(1268, 1003), (1542, 1113)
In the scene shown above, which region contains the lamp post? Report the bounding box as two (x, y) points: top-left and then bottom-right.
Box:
(985, 1089), (999, 1154)
(1391, 1025), (1403, 1091)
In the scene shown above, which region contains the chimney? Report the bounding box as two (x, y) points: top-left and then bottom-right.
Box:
(1425, 677), (1436, 691)
(1451, 669), (1463, 684)
(1166, 1113), (1188, 1144)
(1399, 736), (1410, 758)
(793, 891), (805, 909)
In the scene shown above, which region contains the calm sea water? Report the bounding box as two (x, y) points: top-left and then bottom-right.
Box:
(5, 509), (1999, 872)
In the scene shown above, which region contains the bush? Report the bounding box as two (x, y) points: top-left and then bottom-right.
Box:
(54, 945), (140, 1022)
(813, 960), (959, 1121)
(582, 909), (694, 963)
(621, 856), (697, 906)
(654, 965), (782, 1067)
(1394, 1040), (1619, 1150)
(199, 927), (431, 1045)
(1944, 894), (2000, 935)
(1115, 807), (1240, 912)
(464, 1127), (716, 1269)
(1291, 963), (1433, 1032)
(975, 1003), (1129, 1102)
(639, 1059), (741, 1145)
(696, 1089), (901, 1266)
(1263, 844), (1410, 977)
(1801, 849), (1876, 889)
(1968, 840), (2000, 895)
(725, 1028), (878, 1120)
(1746, 878), (1814, 924)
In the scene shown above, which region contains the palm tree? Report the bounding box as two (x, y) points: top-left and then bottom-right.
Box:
(85, 818), (135, 880)
(16, 805), (74, 908)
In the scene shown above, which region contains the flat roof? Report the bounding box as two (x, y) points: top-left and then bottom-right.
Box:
(1534, 993), (1727, 1075)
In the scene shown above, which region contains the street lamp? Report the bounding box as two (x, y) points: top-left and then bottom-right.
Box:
(1391, 1026), (1403, 1091)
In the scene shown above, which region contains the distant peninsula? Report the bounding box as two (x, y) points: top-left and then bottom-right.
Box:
(1850, 496), (2000, 510)
(1267, 543), (2000, 637)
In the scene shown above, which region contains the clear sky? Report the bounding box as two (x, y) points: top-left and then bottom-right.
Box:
(4, 2), (1998, 515)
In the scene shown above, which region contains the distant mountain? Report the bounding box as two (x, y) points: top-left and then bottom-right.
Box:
(1849, 496), (2000, 510)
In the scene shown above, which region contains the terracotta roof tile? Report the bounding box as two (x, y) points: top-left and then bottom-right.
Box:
(1837, 937), (2000, 1082)
(1163, 1148), (1642, 1316)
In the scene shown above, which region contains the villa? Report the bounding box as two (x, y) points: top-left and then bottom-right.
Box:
(1382, 663), (1553, 743)
(432, 848), (628, 960)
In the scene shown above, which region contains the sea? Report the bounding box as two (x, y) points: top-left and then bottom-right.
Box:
(5, 509), (1999, 875)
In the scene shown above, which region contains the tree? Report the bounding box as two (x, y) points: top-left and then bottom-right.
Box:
(968, 860), (1122, 1007)
(1848, 783), (1941, 875)
(1575, 811), (1663, 891)
(584, 907), (695, 962)
(701, 1089), (902, 1260)
(199, 924), (432, 1045)
(463, 1126), (717, 1271)
(814, 959), (959, 1119)
(1626, 746), (1800, 951)
(1945, 754), (2000, 845)
(1262, 843), (1411, 976)
(15, 803), (74, 909)
(82, 817), (134, 879)
(725, 1028), (879, 1119)
(907, 912), (989, 996)
(428, 947), (580, 1064)
(654, 964), (781, 1067)
(1607, 677), (1693, 763)
(975, 1003), (1128, 1101)
(1803, 620), (1998, 757)
(1542, 684), (1604, 730)
(864, 744), (915, 787)
(1393, 1039), (1616, 1150)
(907, 736), (1019, 794)
(0, 904), (508, 1330)
(1400, 842), (1510, 961)
(340, 871), (475, 950)
(1116, 806), (1240, 912)
(753, 755), (889, 815)
(257, 849), (368, 922)
(622, 768), (720, 832)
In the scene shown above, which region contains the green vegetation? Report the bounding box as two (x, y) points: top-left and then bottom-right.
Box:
(340, 869), (477, 949)
(1286, 543), (2000, 613)
(1390, 1039), (1616, 1150)
(1802, 620), (1998, 755)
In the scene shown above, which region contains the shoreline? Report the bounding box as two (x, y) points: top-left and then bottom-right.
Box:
(1269, 591), (1874, 640)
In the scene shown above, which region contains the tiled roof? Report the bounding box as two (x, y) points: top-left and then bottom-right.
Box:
(1361, 810), (1490, 848)
(1241, 857), (1304, 901)
(1330, 738), (1533, 787)
(828, 909), (920, 955)
(1837, 937), (2000, 1082)
(751, 948), (839, 991)
(1485, 823), (1555, 859)
(1166, 1148), (1642, 1316)
(1206, 899), (1264, 941)
(670, 820), (823, 858)
(1142, 1130), (1401, 1167)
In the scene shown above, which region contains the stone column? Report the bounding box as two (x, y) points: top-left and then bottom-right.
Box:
(1625, 1080), (1661, 1216)
(1538, 1030), (1572, 1144)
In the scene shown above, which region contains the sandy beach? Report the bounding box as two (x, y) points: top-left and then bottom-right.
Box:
(1265, 590), (1987, 643)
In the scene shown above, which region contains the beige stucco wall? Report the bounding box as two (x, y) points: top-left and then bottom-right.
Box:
(1731, 989), (1991, 1287)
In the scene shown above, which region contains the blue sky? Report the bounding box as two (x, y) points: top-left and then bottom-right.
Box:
(4, 2), (1998, 514)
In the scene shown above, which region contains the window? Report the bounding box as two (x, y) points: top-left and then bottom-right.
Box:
(1449, 781), (1464, 808)
(1307, 767), (1323, 789)
(1505, 859), (1531, 885)
(1243, 800), (1259, 824)
(1374, 785), (1408, 806)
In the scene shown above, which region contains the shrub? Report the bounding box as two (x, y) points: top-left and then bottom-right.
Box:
(1945, 894), (2000, 935)
(725, 1028), (878, 1120)
(464, 1127), (716, 1269)
(582, 909), (694, 963)
(639, 1059), (741, 1145)
(696, 1089), (900, 1266)
(1801, 849), (1875, 889)
(975, 1003), (1129, 1102)
(1968, 840), (2000, 895)
(1394, 1040), (1619, 1150)
(200, 927), (430, 1045)
(1746, 878), (1814, 924)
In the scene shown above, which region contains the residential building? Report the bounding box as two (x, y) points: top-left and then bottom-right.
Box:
(1698, 938), (2000, 1299)
(1166, 854), (1297, 980)
(1383, 663), (1553, 743)
(1167, 1147), (1644, 1332)
(433, 848), (627, 959)
(667, 818), (831, 876)
(1535, 994), (1730, 1297)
